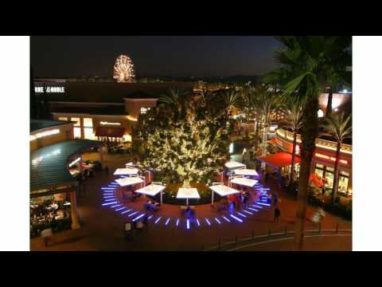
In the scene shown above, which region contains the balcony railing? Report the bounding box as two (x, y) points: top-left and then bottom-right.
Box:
(276, 128), (352, 155)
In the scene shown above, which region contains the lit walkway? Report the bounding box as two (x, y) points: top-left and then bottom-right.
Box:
(30, 153), (352, 251)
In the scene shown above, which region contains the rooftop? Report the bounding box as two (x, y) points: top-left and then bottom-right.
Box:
(30, 139), (102, 193)
(51, 105), (127, 115)
(34, 82), (195, 103)
(30, 119), (70, 133)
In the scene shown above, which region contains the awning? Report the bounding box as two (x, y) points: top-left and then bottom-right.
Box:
(267, 138), (278, 145)
(30, 139), (102, 195)
(310, 173), (325, 188)
(96, 126), (125, 137)
(257, 152), (301, 168)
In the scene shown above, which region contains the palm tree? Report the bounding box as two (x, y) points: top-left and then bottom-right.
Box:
(250, 84), (283, 157)
(281, 99), (303, 182)
(220, 90), (242, 119)
(266, 36), (351, 250)
(322, 113), (351, 203)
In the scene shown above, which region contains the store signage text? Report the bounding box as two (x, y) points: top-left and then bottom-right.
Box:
(35, 86), (65, 93)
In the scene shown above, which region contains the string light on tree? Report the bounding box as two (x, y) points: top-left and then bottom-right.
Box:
(113, 54), (135, 83)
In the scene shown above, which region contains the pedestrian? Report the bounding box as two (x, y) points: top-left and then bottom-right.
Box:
(265, 172), (269, 183)
(243, 192), (249, 208)
(41, 228), (53, 247)
(273, 193), (278, 206)
(143, 213), (149, 228)
(274, 207), (281, 223)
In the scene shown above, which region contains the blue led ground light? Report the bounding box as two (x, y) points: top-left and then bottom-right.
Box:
(101, 179), (272, 229)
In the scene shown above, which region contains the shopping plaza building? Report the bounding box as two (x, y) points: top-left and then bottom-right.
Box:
(261, 91), (352, 195)
(33, 79), (195, 143)
(32, 79), (352, 197)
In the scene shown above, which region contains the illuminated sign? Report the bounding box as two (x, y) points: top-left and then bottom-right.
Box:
(35, 86), (65, 93)
(30, 129), (60, 141)
(315, 153), (348, 165)
(68, 157), (81, 167)
(100, 121), (121, 126)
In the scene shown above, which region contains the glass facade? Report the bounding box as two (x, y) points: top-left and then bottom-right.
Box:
(83, 118), (96, 140)
(314, 163), (350, 194)
(71, 117), (81, 127)
(73, 127), (81, 139)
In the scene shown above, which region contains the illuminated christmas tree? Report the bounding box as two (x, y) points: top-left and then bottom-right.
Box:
(135, 90), (229, 186)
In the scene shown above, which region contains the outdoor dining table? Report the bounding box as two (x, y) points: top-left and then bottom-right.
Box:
(230, 177), (258, 188)
(115, 176), (144, 187)
(209, 184), (240, 205)
(114, 168), (139, 176)
(176, 187), (200, 206)
(135, 183), (166, 204)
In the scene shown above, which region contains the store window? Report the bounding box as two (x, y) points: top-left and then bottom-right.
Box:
(74, 127), (81, 139)
(71, 117), (81, 127)
(338, 171), (350, 194)
(58, 117), (68, 121)
(324, 167), (334, 189)
(315, 163), (324, 178)
(84, 128), (96, 140)
(83, 118), (93, 127)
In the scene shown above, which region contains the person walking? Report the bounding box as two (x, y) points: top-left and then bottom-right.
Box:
(265, 172), (269, 184)
(274, 207), (281, 223)
(273, 192), (279, 206)
(41, 228), (53, 247)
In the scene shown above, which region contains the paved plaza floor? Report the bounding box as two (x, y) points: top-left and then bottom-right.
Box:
(30, 153), (352, 251)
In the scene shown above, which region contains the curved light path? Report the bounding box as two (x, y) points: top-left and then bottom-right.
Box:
(101, 180), (271, 230)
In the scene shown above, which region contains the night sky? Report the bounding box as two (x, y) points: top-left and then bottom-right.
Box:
(31, 36), (283, 78)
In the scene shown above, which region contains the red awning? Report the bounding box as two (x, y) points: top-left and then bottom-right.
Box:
(257, 152), (301, 168)
(95, 126), (125, 138)
(267, 138), (278, 145)
(310, 173), (324, 188)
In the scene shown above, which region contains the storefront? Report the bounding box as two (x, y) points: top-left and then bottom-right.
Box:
(313, 163), (351, 196)
(31, 136), (102, 237)
(275, 128), (352, 194)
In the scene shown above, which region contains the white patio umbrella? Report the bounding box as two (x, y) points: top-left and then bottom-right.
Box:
(233, 168), (259, 177)
(230, 177), (258, 188)
(114, 168), (139, 176)
(176, 187), (200, 206)
(224, 161), (246, 170)
(135, 183), (166, 204)
(209, 184), (240, 205)
(115, 176), (144, 187)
